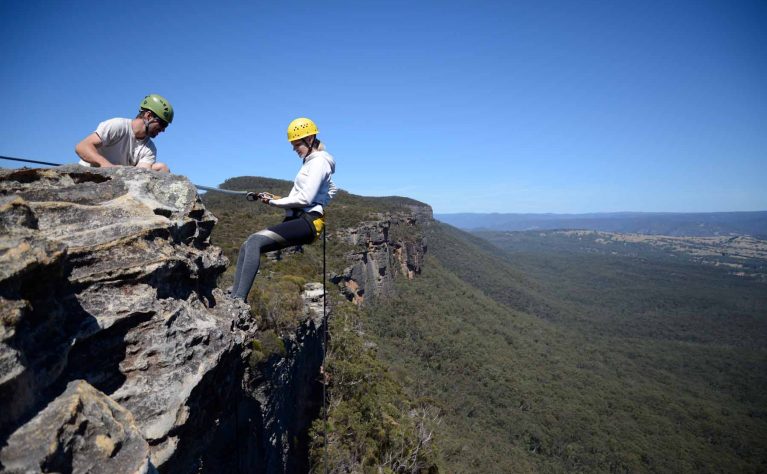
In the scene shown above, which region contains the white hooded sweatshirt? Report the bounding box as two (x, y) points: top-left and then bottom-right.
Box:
(269, 150), (337, 215)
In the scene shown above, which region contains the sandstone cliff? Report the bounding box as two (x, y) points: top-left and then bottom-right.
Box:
(0, 166), (325, 473)
(0, 166), (432, 473)
(333, 213), (429, 305)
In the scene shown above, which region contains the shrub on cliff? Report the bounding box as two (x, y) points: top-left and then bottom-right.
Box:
(308, 302), (441, 473)
(249, 330), (287, 367)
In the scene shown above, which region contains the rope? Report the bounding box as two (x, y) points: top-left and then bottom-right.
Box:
(0, 155), (62, 166)
(235, 378), (241, 473)
(322, 226), (329, 474)
(194, 184), (251, 196)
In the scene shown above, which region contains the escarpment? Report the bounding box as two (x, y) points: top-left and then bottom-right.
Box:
(333, 211), (429, 305)
(0, 167), (326, 473)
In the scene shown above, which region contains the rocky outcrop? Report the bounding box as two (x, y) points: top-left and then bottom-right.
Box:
(333, 211), (429, 305)
(1, 380), (151, 474)
(236, 283), (326, 473)
(0, 166), (323, 473)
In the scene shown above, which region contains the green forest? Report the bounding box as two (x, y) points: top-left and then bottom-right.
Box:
(367, 222), (767, 472)
(203, 179), (767, 473)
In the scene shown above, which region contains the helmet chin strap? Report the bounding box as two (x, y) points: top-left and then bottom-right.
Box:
(301, 136), (317, 161)
(142, 112), (161, 137)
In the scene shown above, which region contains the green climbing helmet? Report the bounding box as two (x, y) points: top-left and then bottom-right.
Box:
(140, 94), (174, 124)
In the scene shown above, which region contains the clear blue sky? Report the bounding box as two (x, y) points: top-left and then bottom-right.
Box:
(2, 0), (765, 213)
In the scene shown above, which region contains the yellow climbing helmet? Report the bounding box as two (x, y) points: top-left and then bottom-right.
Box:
(287, 117), (318, 142)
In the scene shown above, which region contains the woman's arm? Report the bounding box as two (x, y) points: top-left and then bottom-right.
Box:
(269, 158), (330, 208)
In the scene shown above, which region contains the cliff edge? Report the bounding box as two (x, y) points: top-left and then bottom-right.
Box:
(1, 167), (435, 473)
(0, 166), (256, 472)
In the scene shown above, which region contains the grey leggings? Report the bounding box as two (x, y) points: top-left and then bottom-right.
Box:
(231, 214), (318, 301)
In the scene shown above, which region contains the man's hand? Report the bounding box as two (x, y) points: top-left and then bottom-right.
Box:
(137, 162), (171, 173)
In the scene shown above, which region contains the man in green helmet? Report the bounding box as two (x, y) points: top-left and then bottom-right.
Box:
(75, 94), (174, 173)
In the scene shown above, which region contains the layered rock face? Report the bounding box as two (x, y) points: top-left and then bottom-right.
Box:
(1, 380), (151, 473)
(240, 283), (326, 473)
(0, 166), (321, 473)
(333, 211), (429, 305)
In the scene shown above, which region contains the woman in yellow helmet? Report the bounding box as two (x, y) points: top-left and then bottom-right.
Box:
(230, 118), (337, 301)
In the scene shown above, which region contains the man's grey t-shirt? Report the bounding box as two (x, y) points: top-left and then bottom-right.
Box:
(78, 118), (156, 167)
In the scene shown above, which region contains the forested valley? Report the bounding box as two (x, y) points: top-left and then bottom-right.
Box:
(204, 180), (767, 472)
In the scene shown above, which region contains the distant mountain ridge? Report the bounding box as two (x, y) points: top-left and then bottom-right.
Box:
(435, 211), (767, 238)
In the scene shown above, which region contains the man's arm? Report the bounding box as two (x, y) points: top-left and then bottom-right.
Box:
(134, 141), (169, 172)
(75, 133), (115, 168)
(137, 162), (171, 173)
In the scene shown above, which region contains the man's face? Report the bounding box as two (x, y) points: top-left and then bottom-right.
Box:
(146, 112), (168, 138)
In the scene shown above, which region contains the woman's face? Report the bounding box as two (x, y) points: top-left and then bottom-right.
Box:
(291, 139), (309, 159)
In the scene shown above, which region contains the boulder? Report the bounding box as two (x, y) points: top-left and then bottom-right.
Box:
(1, 380), (152, 474)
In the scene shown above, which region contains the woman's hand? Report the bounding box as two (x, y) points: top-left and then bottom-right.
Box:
(257, 192), (278, 204)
